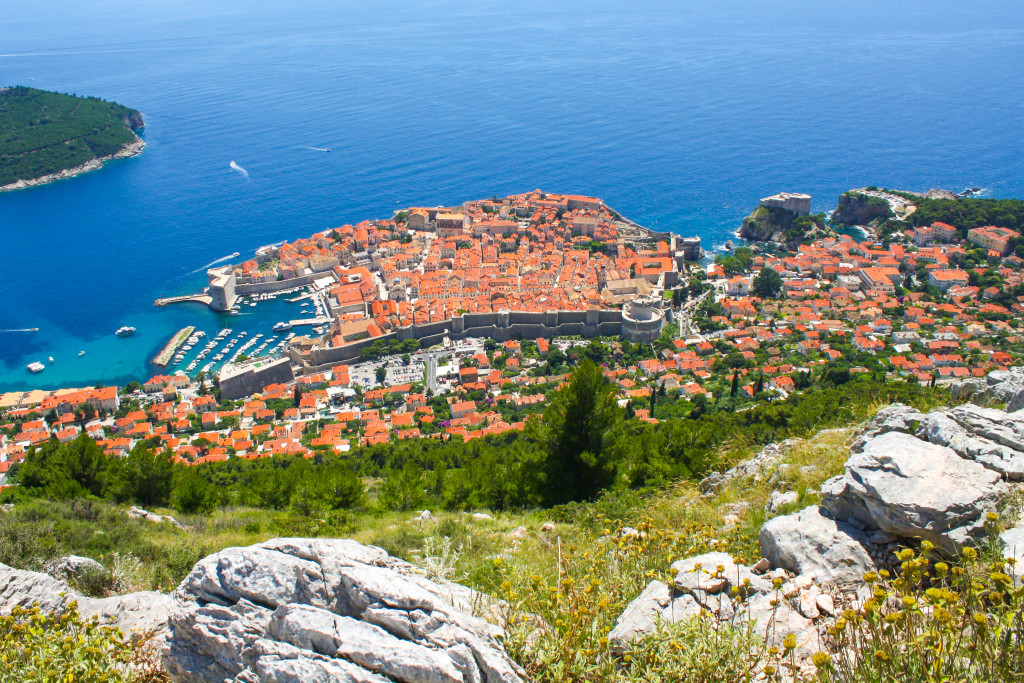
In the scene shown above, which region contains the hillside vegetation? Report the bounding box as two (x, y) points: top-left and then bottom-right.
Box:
(0, 85), (143, 187)
(0, 369), (960, 681)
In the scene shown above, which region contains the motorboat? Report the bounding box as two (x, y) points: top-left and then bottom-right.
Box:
(27, 361), (45, 373)
(115, 326), (136, 337)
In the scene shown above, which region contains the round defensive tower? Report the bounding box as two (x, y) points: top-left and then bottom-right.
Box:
(621, 295), (665, 343)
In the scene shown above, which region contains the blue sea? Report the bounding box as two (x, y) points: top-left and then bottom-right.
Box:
(2, 0), (1023, 391)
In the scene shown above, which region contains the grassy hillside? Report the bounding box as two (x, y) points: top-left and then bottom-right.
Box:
(0, 85), (143, 187)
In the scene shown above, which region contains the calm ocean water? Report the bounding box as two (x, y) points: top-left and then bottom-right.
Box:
(1, 0), (1023, 390)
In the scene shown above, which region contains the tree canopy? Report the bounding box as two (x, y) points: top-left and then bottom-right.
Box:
(752, 266), (784, 298)
(0, 86), (142, 186)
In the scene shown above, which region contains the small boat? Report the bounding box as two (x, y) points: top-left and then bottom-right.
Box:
(78, 351), (85, 356)
(115, 326), (136, 337)
(48, 356), (54, 363)
(27, 361), (45, 373)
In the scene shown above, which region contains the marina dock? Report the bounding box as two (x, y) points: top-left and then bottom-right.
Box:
(153, 326), (195, 367)
(155, 294), (213, 307)
(288, 317), (331, 326)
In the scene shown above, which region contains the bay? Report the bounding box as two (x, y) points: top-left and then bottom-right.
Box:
(1, 0), (1022, 389)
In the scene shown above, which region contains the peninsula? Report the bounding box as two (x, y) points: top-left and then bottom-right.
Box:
(0, 86), (145, 192)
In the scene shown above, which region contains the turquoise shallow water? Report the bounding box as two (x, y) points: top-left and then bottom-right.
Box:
(1, 0), (1023, 390)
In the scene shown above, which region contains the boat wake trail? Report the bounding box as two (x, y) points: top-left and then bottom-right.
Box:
(0, 328), (39, 333)
(301, 146), (331, 152)
(229, 160), (249, 179)
(187, 252), (241, 274)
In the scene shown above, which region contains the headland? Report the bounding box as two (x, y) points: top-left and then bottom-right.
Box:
(0, 86), (145, 192)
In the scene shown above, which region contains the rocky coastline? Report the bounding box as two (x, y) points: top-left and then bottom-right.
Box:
(0, 133), (146, 194)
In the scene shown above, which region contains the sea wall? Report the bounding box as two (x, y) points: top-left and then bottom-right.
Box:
(234, 271), (331, 295)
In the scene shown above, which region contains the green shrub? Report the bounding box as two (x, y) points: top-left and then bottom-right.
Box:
(617, 617), (764, 682)
(818, 531), (1024, 683)
(0, 602), (167, 682)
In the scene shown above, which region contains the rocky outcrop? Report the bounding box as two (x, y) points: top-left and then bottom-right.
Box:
(760, 389), (1024, 591)
(738, 205), (829, 248)
(128, 505), (186, 530)
(122, 110), (145, 130)
(609, 551), (823, 674)
(0, 562), (173, 637)
(854, 401), (1024, 481)
(46, 555), (105, 581)
(831, 191), (891, 226)
(739, 206), (793, 243)
(700, 439), (798, 495)
(759, 506), (876, 585)
(0, 562), (73, 614)
(951, 367), (1024, 412)
(821, 431), (1005, 552)
(164, 538), (523, 683)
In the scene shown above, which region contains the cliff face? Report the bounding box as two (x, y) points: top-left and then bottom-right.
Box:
(121, 110), (145, 130)
(832, 191), (891, 226)
(739, 206), (793, 243)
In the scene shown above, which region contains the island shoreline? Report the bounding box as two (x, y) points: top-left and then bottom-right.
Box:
(0, 132), (146, 194)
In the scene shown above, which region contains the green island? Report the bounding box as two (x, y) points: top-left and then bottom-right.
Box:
(0, 86), (144, 191)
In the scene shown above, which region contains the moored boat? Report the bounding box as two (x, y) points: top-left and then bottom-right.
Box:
(115, 326), (136, 337)
(27, 361), (45, 373)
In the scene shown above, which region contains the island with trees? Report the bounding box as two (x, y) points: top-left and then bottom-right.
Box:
(0, 86), (145, 192)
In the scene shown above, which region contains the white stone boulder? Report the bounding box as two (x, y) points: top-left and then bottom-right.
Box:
(607, 580), (672, 654)
(128, 505), (185, 530)
(769, 490), (799, 512)
(164, 538), (524, 683)
(821, 431), (1006, 552)
(0, 562), (73, 614)
(759, 506), (876, 585)
(46, 555), (105, 581)
(850, 403), (925, 451)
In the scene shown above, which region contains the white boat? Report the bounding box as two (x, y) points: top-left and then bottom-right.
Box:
(78, 351), (85, 356)
(115, 326), (136, 337)
(48, 356), (54, 363)
(27, 361), (45, 373)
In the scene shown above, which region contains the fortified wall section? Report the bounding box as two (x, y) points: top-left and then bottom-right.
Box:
(234, 270), (331, 295)
(290, 308), (633, 374)
(219, 357), (295, 401)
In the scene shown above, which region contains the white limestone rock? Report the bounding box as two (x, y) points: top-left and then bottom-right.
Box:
(607, 580), (672, 654)
(46, 555), (105, 580)
(851, 403), (925, 451)
(1000, 525), (1024, 586)
(165, 538), (523, 683)
(737, 591), (818, 659)
(759, 506), (876, 585)
(128, 505), (185, 530)
(0, 562), (74, 614)
(0, 561), (172, 640)
(769, 490), (799, 512)
(80, 590), (174, 639)
(820, 431), (1006, 552)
